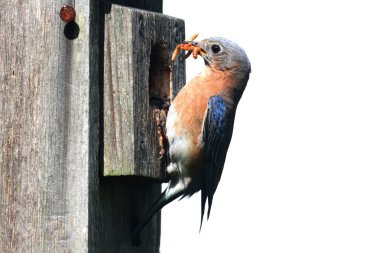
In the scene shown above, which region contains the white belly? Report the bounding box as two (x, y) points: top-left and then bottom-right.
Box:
(166, 106), (192, 173)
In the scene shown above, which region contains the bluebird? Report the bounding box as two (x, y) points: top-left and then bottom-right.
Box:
(133, 37), (251, 239)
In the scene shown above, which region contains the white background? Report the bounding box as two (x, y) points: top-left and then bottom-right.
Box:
(161, 1), (380, 252)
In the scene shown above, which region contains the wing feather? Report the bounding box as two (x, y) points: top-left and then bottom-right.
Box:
(200, 95), (235, 227)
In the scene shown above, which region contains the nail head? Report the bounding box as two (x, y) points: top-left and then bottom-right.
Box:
(60, 5), (76, 23)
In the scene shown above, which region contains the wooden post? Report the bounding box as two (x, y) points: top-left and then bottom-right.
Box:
(0, 0), (97, 252)
(0, 0), (185, 252)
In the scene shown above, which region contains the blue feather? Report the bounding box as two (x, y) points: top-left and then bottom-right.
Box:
(208, 96), (226, 134)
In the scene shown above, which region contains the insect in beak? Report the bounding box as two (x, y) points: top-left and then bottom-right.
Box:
(171, 33), (207, 62)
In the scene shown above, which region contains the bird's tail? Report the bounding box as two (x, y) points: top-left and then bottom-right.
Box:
(132, 185), (185, 245)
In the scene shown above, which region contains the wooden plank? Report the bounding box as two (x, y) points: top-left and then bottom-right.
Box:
(103, 6), (186, 177)
(0, 0), (95, 252)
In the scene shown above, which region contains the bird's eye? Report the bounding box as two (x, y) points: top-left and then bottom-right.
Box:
(211, 44), (221, 54)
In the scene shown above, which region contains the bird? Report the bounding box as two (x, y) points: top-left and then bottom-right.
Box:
(132, 36), (251, 240)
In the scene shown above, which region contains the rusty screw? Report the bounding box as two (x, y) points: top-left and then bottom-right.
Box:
(60, 5), (76, 23)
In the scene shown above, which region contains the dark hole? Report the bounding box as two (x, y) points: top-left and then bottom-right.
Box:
(149, 44), (171, 103)
(148, 44), (171, 174)
(64, 21), (80, 40)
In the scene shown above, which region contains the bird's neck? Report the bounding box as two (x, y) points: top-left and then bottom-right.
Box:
(200, 67), (248, 102)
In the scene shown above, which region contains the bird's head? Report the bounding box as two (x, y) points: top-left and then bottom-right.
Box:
(192, 37), (251, 76)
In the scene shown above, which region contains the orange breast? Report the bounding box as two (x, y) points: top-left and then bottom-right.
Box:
(170, 69), (229, 171)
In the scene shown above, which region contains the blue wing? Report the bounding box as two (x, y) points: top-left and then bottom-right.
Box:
(200, 95), (235, 227)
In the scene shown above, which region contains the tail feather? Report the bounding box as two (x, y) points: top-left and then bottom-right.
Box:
(132, 186), (185, 243)
(200, 189), (207, 232)
(199, 163), (216, 232)
(207, 195), (213, 219)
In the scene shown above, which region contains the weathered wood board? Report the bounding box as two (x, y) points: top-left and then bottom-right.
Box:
(103, 6), (186, 177)
(0, 1), (96, 252)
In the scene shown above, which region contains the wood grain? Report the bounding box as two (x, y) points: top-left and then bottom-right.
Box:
(0, 0), (94, 252)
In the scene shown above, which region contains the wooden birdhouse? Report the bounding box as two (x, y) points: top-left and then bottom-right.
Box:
(103, 5), (185, 178)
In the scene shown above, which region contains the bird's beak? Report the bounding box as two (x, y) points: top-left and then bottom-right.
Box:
(190, 41), (207, 57)
(190, 40), (209, 65)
